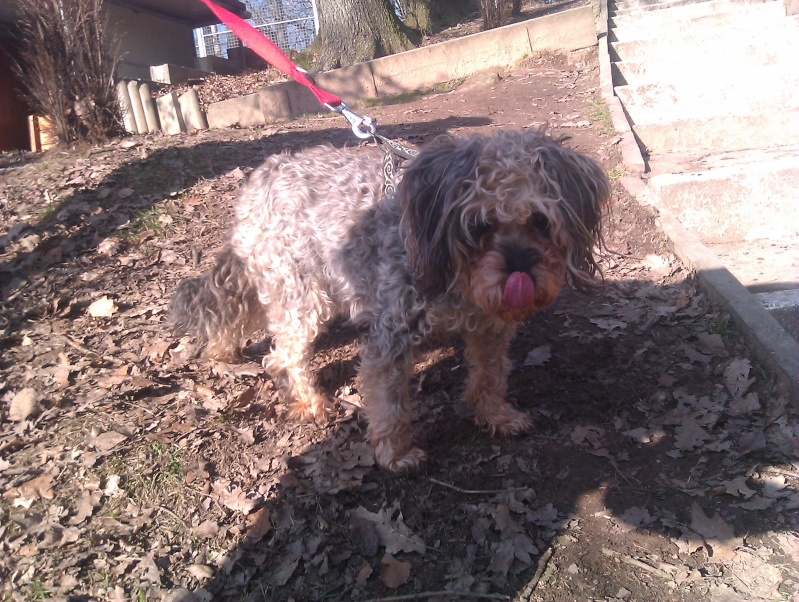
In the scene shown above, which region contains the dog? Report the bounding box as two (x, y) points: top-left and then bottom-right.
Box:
(170, 130), (610, 473)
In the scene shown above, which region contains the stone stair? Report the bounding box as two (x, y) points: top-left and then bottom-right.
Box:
(608, 0), (799, 339)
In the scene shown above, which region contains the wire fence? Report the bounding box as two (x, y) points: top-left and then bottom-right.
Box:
(195, 0), (317, 59)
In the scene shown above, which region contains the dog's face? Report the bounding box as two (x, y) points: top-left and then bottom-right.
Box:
(398, 130), (611, 323)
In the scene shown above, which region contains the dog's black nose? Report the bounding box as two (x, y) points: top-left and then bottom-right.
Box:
(503, 246), (541, 274)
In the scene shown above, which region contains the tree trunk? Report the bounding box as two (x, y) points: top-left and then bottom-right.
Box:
(314, 0), (415, 70)
(399, 0), (432, 36)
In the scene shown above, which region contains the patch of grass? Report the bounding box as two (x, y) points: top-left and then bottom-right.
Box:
(708, 313), (732, 334)
(432, 78), (464, 93)
(607, 167), (623, 180)
(117, 204), (180, 244)
(362, 90), (424, 108)
(29, 579), (54, 600)
(361, 79), (463, 108)
(96, 440), (188, 512)
(588, 96), (616, 136)
(37, 195), (71, 222)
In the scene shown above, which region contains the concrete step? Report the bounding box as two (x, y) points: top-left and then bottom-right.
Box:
(610, 31), (799, 62)
(610, 0), (715, 16)
(608, 0), (787, 40)
(611, 49), (797, 85)
(609, 0), (776, 25)
(709, 240), (799, 292)
(615, 70), (799, 123)
(633, 109), (799, 154)
(647, 152), (799, 244)
(611, 0), (710, 9)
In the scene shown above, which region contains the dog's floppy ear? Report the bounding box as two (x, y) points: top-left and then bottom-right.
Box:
(534, 137), (611, 292)
(398, 135), (482, 297)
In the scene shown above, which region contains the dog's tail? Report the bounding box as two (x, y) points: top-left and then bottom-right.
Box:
(170, 247), (263, 361)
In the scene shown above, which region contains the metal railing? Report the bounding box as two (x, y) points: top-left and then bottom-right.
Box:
(195, 0), (317, 59)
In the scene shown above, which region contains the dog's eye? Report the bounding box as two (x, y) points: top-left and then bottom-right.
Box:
(470, 221), (493, 241)
(530, 214), (551, 234)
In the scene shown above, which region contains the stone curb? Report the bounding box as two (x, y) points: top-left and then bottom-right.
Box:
(597, 0), (799, 401)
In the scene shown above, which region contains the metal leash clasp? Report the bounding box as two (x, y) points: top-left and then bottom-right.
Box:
(326, 102), (376, 140)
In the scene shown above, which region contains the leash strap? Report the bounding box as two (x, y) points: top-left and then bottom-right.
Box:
(375, 134), (419, 195)
(196, 0), (420, 193)
(195, 0), (341, 108)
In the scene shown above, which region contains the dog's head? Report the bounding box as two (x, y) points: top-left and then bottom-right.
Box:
(398, 130), (610, 322)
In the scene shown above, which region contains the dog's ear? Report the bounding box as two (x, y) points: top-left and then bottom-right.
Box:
(398, 135), (482, 297)
(534, 137), (611, 292)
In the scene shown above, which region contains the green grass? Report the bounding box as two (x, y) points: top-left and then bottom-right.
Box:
(588, 97), (616, 136)
(37, 195), (71, 223)
(117, 204), (180, 244)
(29, 580), (54, 600)
(708, 313), (732, 334)
(361, 78), (464, 108)
(362, 90), (425, 107)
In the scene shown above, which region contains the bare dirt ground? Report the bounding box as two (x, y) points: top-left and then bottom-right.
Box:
(1, 48), (798, 602)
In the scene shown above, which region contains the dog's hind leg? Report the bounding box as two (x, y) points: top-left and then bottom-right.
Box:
(264, 300), (333, 422)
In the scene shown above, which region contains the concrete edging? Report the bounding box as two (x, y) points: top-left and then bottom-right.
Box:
(597, 0), (799, 401)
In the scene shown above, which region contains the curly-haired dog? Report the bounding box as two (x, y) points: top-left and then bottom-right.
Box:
(171, 130), (610, 472)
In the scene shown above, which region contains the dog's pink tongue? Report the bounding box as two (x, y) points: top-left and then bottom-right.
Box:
(503, 272), (536, 310)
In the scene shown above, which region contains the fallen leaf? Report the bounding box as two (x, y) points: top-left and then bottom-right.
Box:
(88, 296), (117, 318)
(673, 414), (711, 451)
(380, 553), (411, 588)
(19, 473), (55, 500)
(191, 520), (220, 539)
(245, 507), (272, 543)
(352, 502), (426, 555)
(723, 476), (756, 499)
(690, 502), (741, 561)
(723, 358), (755, 399)
(696, 333), (726, 356)
(355, 561), (373, 587)
(97, 238), (120, 256)
(350, 515), (379, 557)
(9, 387), (40, 421)
(728, 392), (760, 416)
(616, 506), (654, 532)
(187, 564), (214, 582)
(212, 479), (260, 514)
(590, 317), (628, 332)
(570, 425), (605, 448)
(86, 429), (128, 454)
(524, 345), (551, 367)
(69, 490), (102, 525)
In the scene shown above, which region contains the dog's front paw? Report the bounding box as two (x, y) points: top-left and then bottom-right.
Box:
(476, 403), (534, 437)
(374, 440), (428, 474)
(288, 394), (334, 424)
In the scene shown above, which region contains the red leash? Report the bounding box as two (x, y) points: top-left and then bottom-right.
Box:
(195, 0), (379, 139)
(195, 0), (419, 158)
(195, 0), (341, 108)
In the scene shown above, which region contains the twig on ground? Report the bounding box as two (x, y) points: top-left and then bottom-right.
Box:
(516, 546), (554, 601)
(58, 334), (124, 366)
(361, 591), (510, 602)
(428, 477), (531, 495)
(601, 547), (674, 580)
